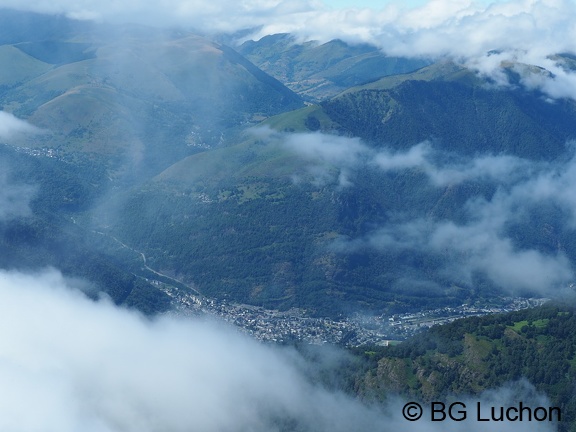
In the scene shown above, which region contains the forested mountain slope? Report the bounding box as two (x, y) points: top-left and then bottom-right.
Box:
(0, 13), (303, 182)
(0, 11), (303, 315)
(101, 59), (576, 315)
(353, 302), (576, 431)
(238, 33), (427, 100)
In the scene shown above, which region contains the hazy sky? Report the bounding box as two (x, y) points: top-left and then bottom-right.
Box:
(0, 0), (574, 101)
(324, 0), (427, 7)
(16, 0), (571, 62)
(325, 0), (502, 9)
(0, 0), (573, 119)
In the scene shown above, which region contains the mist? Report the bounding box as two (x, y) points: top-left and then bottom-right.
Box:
(0, 171), (35, 221)
(0, 269), (380, 432)
(0, 113), (40, 220)
(268, 127), (537, 187)
(3, 1), (576, 101)
(0, 4), (570, 430)
(0, 111), (40, 140)
(0, 268), (558, 431)
(266, 128), (576, 295)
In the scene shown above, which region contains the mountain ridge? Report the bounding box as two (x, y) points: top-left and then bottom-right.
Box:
(238, 33), (428, 100)
(99, 58), (576, 315)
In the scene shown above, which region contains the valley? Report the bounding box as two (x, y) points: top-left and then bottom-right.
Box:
(160, 276), (548, 346)
(1, 2), (576, 431)
(3, 11), (574, 318)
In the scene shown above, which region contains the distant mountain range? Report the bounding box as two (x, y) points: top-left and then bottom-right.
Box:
(2, 9), (576, 317)
(237, 33), (427, 101)
(0, 14), (303, 181)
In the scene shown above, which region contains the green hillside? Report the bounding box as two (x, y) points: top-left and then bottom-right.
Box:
(238, 34), (427, 100)
(323, 72), (576, 160)
(270, 60), (576, 159)
(97, 58), (576, 316)
(0, 13), (305, 316)
(0, 144), (170, 314)
(354, 302), (576, 430)
(100, 125), (477, 314)
(0, 45), (52, 86)
(0, 26), (303, 181)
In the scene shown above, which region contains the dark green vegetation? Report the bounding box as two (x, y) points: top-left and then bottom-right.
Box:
(0, 144), (171, 314)
(353, 302), (576, 430)
(0, 11), (305, 315)
(323, 67), (576, 159)
(101, 59), (576, 316)
(108, 158), (478, 315)
(3, 10), (576, 319)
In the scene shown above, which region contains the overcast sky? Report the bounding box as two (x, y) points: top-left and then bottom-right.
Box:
(0, 0), (573, 62)
(323, 0), (495, 8)
(323, 0), (431, 8)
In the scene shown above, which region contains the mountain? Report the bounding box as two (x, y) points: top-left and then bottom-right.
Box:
(322, 62), (576, 159)
(0, 143), (171, 314)
(98, 58), (576, 316)
(3, 9), (576, 320)
(270, 60), (576, 159)
(238, 34), (428, 100)
(0, 10), (305, 315)
(0, 14), (303, 182)
(352, 301), (576, 431)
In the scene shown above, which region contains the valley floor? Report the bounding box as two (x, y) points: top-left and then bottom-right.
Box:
(159, 281), (548, 346)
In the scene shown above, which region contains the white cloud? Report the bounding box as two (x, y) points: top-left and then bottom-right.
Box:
(283, 131), (367, 166)
(372, 142), (430, 171)
(2, 1), (576, 98)
(0, 267), (557, 432)
(261, 128), (532, 188)
(285, 0), (576, 101)
(430, 218), (573, 291)
(0, 0), (325, 31)
(1, 0), (573, 55)
(336, 211), (574, 294)
(252, 127), (367, 187)
(0, 111), (39, 141)
(373, 144), (531, 186)
(323, 136), (576, 294)
(251, 129), (576, 293)
(0, 268), (392, 432)
(338, 148), (576, 292)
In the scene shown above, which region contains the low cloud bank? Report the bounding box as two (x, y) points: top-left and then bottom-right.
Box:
(2, 2), (575, 101)
(260, 128), (576, 294)
(260, 127), (533, 188)
(0, 111), (39, 141)
(0, 268), (558, 431)
(0, 269), (388, 432)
